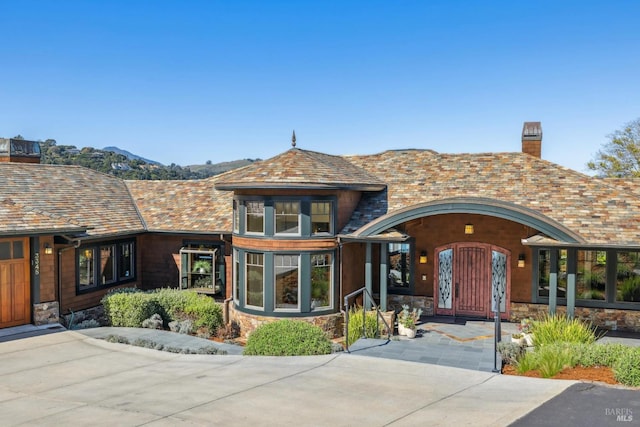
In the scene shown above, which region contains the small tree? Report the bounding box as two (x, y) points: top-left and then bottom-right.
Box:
(587, 118), (640, 177)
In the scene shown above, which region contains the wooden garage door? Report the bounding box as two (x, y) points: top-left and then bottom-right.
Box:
(0, 239), (30, 328)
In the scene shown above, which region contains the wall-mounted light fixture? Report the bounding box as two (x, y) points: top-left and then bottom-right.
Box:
(464, 224), (474, 234)
(518, 253), (526, 268)
(43, 243), (53, 255)
(84, 249), (93, 259)
(419, 250), (428, 264)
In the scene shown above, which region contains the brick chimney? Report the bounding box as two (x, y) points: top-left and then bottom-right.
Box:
(521, 122), (542, 158)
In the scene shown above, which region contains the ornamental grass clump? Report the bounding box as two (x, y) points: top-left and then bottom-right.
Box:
(243, 320), (332, 356)
(531, 313), (600, 347)
(346, 306), (381, 346)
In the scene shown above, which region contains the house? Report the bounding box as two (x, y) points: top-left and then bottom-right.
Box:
(1, 123), (640, 336)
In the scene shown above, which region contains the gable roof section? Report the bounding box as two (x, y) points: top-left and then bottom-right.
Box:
(0, 197), (85, 236)
(125, 176), (232, 233)
(343, 149), (640, 246)
(0, 163), (145, 238)
(214, 148), (386, 191)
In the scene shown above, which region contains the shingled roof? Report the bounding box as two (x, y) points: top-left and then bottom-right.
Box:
(214, 148), (386, 191)
(343, 149), (640, 246)
(125, 176), (232, 233)
(0, 163), (145, 238)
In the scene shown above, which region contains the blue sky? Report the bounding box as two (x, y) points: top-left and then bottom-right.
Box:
(1, 1), (639, 172)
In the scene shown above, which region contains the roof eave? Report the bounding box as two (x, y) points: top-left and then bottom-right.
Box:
(214, 183), (386, 192)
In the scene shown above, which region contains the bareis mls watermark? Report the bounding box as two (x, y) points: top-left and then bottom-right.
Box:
(605, 408), (633, 422)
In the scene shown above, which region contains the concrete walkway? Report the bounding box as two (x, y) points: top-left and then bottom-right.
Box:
(0, 327), (578, 426)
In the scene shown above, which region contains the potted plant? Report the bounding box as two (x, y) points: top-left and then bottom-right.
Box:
(397, 304), (422, 338)
(511, 332), (525, 345)
(517, 318), (534, 346)
(192, 259), (212, 274)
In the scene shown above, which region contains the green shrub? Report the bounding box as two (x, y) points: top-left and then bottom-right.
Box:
(346, 306), (382, 346)
(243, 320), (332, 356)
(102, 288), (222, 335)
(102, 292), (163, 327)
(531, 313), (599, 347)
(575, 343), (629, 367)
(497, 341), (525, 366)
(613, 347), (640, 387)
(515, 351), (538, 374)
(183, 293), (223, 335)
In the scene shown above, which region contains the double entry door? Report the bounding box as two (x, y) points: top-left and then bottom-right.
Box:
(434, 243), (509, 319)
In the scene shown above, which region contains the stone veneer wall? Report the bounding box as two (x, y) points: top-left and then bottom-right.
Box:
(386, 295), (434, 316)
(230, 305), (345, 339)
(510, 302), (640, 333)
(33, 302), (60, 326)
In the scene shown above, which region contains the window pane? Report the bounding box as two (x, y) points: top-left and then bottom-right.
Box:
(119, 242), (134, 279)
(537, 249), (550, 297)
(311, 253), (332, 309)
(233, 200), (239, 233)
(79, 248), (95, 289)
(617, 251), (640, 302)
(275, 255), (299, 310)
(12, 241), (24, 259)
(275, 202), (299, 234)
(311, 202), (331, 234)
(245, 201), (264, 234)
(234, 249), (240, 302)
(388, 243), (411, 290)
(100, 245), (116, 285)
(577, 250), (606, 300)
(246, 252), (264, 308)
(0, 242), (10, 260)
(557, 249), (567, 298)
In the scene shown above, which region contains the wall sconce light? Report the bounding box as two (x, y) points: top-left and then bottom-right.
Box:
(84, 249), (93, 259)
(43, 243), (53, 255)
(464, 224), (474, 234)
(419, 251), (428, 264)
(518, 253), (526, 268)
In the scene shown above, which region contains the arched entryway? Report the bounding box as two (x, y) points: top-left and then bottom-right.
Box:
(434, 243), (510, 319)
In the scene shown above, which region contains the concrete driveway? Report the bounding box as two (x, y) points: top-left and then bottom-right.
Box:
(0, 330), (573, 426)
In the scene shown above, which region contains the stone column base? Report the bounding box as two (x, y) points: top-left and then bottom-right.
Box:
(33, 301), (60, 326)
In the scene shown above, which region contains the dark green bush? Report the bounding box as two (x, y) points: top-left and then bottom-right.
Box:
(613, 347), (640, 387)
(243, 320), (332, 356)
(102, 288), (222, 335)
(102, 292), (163, 328)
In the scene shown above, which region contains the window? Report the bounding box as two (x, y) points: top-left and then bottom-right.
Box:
(246, 252), (264, 308)
(79, 248), (96, 290)
(274, 255), (299, 310)
(245, 201), (264, 234)
(537, 249), (566, 298)
(311, 253), (332, 309)
(77, 240), (135, 293)
(388, 243), (411, 291)
(233, 200), (239, 233)
(616, 251), (640, 302)
(275, 202), (300, 234)
(233, 249), (240, 303)
(311, 201), (332, 234)
(119, 242), (134, 280)
(100, 244), (116, 285)
(0, 240), (24, 260)
(577, 250), (606, 300)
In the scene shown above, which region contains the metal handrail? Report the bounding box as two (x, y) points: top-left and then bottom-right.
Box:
(343, 286), (391, 353)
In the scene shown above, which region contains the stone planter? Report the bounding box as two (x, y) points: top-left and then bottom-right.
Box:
(511, 335), (526, 346)
(405, 327), (416, 339)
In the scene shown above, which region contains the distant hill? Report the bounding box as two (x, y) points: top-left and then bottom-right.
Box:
(103, 146), (163, 166)
(35, 140), (259, 180)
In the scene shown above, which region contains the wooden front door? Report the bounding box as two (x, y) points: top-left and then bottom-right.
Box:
(455, 245), (490, 317)
(434, 243), (510, 319)
(0, 238), (31, 328)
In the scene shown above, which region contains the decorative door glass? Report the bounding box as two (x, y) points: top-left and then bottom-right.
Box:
(491, 250), (507, 313)
(438, 249), (453, 309)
